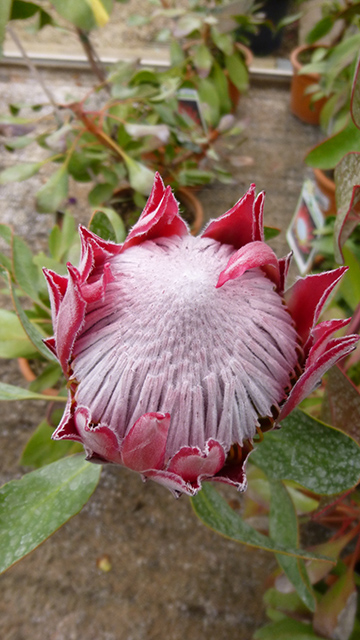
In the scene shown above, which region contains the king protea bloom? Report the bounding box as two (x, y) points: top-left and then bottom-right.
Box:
(44, 174), (358, 496)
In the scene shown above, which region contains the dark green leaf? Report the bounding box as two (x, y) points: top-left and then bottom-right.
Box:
(20, 420), (83, 468)
(305, 16), (334, 45)
(10, 0), (40, 20)
(89, 207), (126, 243)
(0, 455), (101, 573)
(251, 409), (360, 495)
(191, 483), (331, 562)
(305, 119), (360, 170)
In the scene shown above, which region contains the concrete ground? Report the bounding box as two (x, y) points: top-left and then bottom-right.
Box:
(0, 60), (323, 640)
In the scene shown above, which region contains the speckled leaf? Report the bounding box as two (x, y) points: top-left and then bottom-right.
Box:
(192, 483), (331, 562)
(251, 409), (360, 495)
(321, 366), (360, 446)
(0, 455), (101, 574)
(269, 480), (316, 612)
(334, 153), (360, 262)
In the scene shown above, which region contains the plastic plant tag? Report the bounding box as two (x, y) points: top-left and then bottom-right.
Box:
(286, 179), (325, 274)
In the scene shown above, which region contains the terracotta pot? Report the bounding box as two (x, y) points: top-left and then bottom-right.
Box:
(290, 45), (328, 125)
(313, 168), (336, 216)
(108, 185), (204, 236)
(175, 186), (204, 235)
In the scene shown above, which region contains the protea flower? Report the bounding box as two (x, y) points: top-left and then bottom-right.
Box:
(44, 174), (358, 496)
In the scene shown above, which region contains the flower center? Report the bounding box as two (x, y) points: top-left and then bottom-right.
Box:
(72, 235), (299, 457)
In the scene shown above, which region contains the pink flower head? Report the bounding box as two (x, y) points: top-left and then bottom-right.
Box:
(44, 174), (359, 496)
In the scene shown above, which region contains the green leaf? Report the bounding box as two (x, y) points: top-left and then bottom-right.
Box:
(254, 617), (321, 639)
(198, 77), (220, 127)
(10, 0), (40, 20)
(264, 226), (281, 241)
(0, 223), (12, 245)
(48, 210), (77, 262)
(88, 182), (114, 207)
(0, 0), (12, 55)
(36, 165), (69, 213)
(0, 162), (42, 184)
(337, 245), (360, 311)
(305, 118), (360, 170)
(89, 207), (126, 243)
(305, 16), (334, 45)
(4, 135), (34, 150)
(0, 309), (38, 358)
(269, 480), (316, 612)
(191, 483), (331, 562)
(9, 276), (56, 361)
(225, 52), (249, 93)
(0, 455), (101, 574)
(123, 155), (155, 196)
(12, 235), (41, 303)
(251, 409), (360, 495)
(28, 362), (62, 393)
(20, 421), (83, 468)
(193, 43), (213, 78)
(49, 0), (112, 31)
(210, 62), (232, 116)
(0, 382), (63, 403)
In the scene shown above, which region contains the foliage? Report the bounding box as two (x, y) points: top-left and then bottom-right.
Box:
(301, 0), (360, 136)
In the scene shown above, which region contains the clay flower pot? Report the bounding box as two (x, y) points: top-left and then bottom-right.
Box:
(290, 45), (328, 125)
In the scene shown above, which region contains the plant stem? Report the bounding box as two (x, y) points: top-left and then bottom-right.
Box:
(6, 25), (62, 125)
(76, 28), (109, 92)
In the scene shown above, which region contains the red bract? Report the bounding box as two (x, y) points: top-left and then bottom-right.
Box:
(44, 174), (359, 496)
